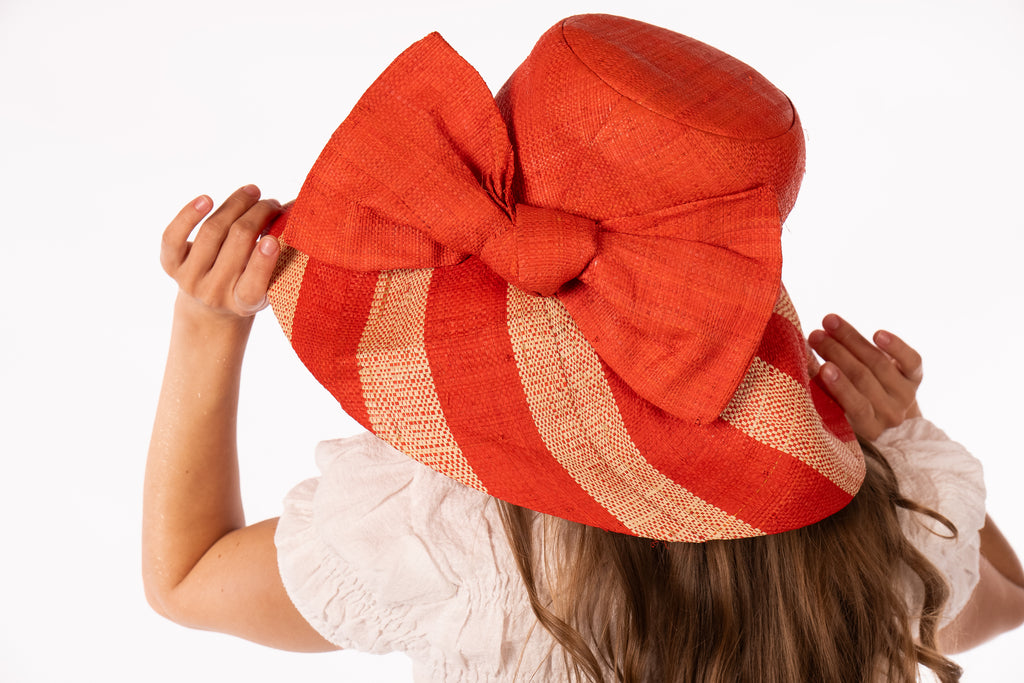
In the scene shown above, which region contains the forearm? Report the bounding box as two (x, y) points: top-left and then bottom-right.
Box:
(979, 514), (1024, 589)
(937, 513), (1024, 653)
(143, 293), (253, 614)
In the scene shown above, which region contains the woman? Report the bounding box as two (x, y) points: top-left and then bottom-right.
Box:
(143, 14), (1024, 681)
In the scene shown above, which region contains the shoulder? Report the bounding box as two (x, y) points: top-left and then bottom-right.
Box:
(275, 433), (534, 658)
(307, 433), (505, 566)
(874, 418), (987, 622)
(874, 418), (985, 517)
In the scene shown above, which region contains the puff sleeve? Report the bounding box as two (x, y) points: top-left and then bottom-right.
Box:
(874, 418), (987, 623)
(274, 433), (551, 680)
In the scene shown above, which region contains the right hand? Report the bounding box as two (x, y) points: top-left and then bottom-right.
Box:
(807, 314), (923, 440)
(160, 184), (282, 320)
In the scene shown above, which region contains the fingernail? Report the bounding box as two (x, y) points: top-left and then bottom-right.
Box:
(242, 184), (260, 198)
(808, 330), (824, 345)
(822, 365), (839, 382)
(875, 331), (891, 346)
(823, 315), (840, 332)
(259, 236), (279, 256)
(193, 195), (211, 211)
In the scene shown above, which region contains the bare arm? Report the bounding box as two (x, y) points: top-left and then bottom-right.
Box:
(142, 186), (338, 652)
(937, 515), (1024, 653)
(809, 314), (1024, 652)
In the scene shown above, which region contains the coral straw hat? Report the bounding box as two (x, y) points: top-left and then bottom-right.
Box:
(266, 14), (865, 542)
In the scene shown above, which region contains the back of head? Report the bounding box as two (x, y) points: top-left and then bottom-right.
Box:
(499, 442), (963, 682)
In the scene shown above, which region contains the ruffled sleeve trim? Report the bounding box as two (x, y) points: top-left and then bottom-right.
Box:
(275, 473), (431, 655)
(874, 418), (986, 622)
(273, 433), (557, 681)
(274, 434), (456, 656)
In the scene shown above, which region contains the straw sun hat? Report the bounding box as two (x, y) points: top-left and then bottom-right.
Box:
(265, 13), (865, 542)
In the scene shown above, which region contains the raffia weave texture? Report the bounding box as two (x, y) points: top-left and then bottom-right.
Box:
(266, 14), (864, 541)
(267, 242), (307, 342)
(358, 269), (487, 493)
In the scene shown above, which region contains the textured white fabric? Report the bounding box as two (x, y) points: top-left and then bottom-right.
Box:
(275, 433), (562, 681)
(874, 418), (986, 626)
(275, 418), (986, 681)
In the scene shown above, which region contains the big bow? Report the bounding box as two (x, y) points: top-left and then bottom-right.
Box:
(272, 33), (784, 424)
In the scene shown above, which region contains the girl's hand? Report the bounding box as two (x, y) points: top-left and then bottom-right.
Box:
(807, 314), (923, 440)
(161, 184), (281, 321)
(147, 186), (338, 652)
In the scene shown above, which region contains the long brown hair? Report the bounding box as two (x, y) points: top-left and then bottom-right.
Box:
(497, 438), (963, 682)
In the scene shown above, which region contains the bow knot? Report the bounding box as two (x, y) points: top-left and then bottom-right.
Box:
(480, 204), (598, 296)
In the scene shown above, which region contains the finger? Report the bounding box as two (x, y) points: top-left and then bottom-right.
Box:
(161, 195), (212, 275)
(808, 327), (887, 402)
(182, 184), (262, 277)
(821, 314), (910, 395)
(874, 330), (924, 383)
(209, 198), (282, 282)
(817, 362), (883, 440)
(234, 236), (280, 314)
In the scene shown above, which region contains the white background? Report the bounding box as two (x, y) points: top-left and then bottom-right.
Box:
(1, 0), (1021, 680)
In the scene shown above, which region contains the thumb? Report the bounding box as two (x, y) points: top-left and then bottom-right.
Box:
(234, 236), (280, 315)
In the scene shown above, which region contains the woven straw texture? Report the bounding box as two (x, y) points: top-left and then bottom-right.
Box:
(266, 14), (864, 541)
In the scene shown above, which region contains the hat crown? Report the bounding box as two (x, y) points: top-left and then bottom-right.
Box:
(564, 15), (793, 140)
(496, 14), (805, 221)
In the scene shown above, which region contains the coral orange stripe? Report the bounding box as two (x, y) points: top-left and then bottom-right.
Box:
(285, 256), (380, 431)
(810, 380), (857, 441)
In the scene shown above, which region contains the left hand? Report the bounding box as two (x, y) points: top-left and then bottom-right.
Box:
(807, 314), (923, 440)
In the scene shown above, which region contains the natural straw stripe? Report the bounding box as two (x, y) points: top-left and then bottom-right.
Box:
(507, 287), (761, 541)
(358, 269), (487, 493)
(721, 356), (864, 495)
(267, 240), (309, 342)
(773, 287), (800, 331)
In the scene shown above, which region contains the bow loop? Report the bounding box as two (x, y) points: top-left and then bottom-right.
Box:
(480, 204), (598, 296)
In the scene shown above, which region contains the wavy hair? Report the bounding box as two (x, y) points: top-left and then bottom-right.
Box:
(497, 438), (963, 682)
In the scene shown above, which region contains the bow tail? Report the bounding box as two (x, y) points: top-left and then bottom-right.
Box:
(563, 186), (783, 423)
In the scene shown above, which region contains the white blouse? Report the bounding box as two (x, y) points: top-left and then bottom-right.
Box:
(275, 418), (986, 682)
